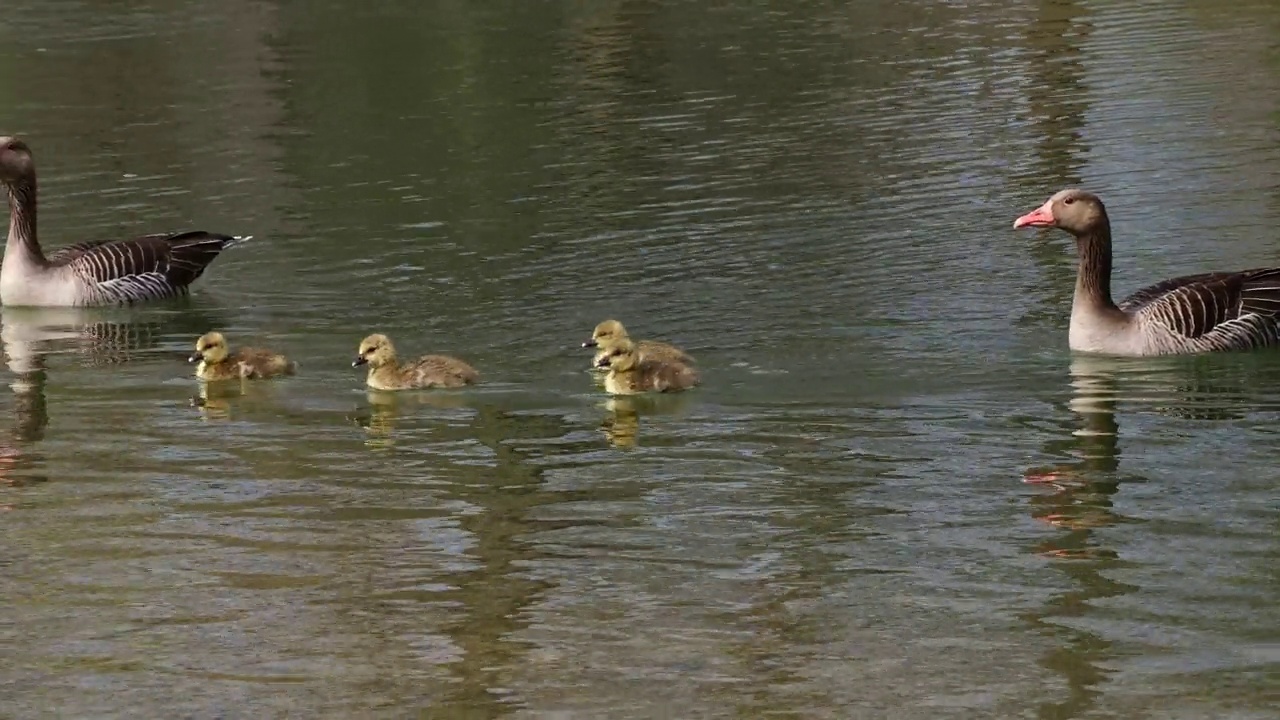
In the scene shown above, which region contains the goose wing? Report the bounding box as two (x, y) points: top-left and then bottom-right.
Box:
(46, 238), (131, 264)
(51, 231), (249, 303)
(1121, 267), (1280, 342)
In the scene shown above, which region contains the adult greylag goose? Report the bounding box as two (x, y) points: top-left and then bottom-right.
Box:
(189, 331), (297, 381)
(595, 337), (700, 394)
(0, 136), (249, 307)
(1013, 189), (1280, 356)
(353, 333), (479, 390)
(582, 319), (693, 370)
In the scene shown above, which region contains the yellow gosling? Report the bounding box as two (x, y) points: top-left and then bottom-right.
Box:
(582, 318), (693, 370)
(353, 333), (479, 391)
(596, 338), (699, 395)
(189, 331), (297, 381)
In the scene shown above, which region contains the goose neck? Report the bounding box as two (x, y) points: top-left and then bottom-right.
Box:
(1074, 225), (1117, 313)
(4, 179), (47, 265)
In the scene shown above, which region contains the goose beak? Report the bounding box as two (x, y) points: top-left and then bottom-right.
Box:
(187, 351), (203, 363)
(582, 339), (598, 348)
(1013, 200), (1055, 229)
(352, 356), (367, 368)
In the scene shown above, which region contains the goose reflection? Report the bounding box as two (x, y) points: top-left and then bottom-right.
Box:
(1023, 355), (1131, 541)
(1026, 353), (1269, 515)
(0, 307), (141, 486)
(1, 305), (228, 474)
(1021, 354), (1141, 720)
(0, 310), (51, 487)
(1020, 351), (1275, 719)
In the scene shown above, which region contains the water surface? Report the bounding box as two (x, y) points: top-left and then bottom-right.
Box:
(0, 1), (1278, 717)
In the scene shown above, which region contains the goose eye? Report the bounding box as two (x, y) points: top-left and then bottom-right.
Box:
(1064, 197), (1075, 205)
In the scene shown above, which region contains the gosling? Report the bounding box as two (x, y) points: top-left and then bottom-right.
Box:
(582, 319), (693, 370)
(596, 338), (699, 395)
(189, 331), (297, 381)
(353, 333), (479, 391)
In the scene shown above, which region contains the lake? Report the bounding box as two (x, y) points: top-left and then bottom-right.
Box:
(0, 0), (1277, 717)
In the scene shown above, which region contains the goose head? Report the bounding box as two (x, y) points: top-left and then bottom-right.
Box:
(354, 333), (396, 368)
(0, 137), (35, 186)
(1013, 188), (1108, 237)
(582, 319), (629, 349)
(596, 338), (640, 372)
(189, 331), (229, 364)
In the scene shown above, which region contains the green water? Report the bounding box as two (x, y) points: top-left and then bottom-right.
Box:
(0, 1), (1277, 717)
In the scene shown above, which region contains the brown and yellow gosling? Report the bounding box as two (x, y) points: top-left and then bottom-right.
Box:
(596, 338), (699, 395)
(582, 319), (693, 370)
(353, 333), (479, 391)
(189, 331), (297, 381)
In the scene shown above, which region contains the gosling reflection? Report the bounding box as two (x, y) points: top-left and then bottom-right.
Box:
(351, 389), (475, 449)
(600, 393), (693, 449)
(190, 378), (280, 421)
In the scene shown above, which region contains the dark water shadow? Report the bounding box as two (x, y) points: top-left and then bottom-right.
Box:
(1014, 0), (1094, 332)
(344, 391), (654, 715)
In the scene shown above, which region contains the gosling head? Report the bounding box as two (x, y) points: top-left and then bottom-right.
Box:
(582, 319), (630, 349)
(189, 332), (229, 364)
(596, 338), (639, 372)
(354, 333), (396, 368)
(0, 137), (35, 186)
(1013, 188), (1108, 238)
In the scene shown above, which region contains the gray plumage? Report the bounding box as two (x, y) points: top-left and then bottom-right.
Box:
(52, 231), (251, 304)
(1119, 269), (1280, 353)
(1014, 188), (1280, 356)
(0, 136), (248, 307)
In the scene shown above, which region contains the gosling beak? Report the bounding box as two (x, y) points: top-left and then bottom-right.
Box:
(188, 351), (203, 363)
(352, 356), (368, 368)
(595, 356), (611, 368)
(582, 339), (598, 348)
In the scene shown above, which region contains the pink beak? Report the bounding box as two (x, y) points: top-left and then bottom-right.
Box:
(1013, 200), (1055, 229)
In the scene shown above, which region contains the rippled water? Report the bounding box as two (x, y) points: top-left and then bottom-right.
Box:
(0, 1), (1278, 717)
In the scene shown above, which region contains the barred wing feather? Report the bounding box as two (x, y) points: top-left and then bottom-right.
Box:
(1120, 267), (1280, 347)
(54, 231), (250, 303)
